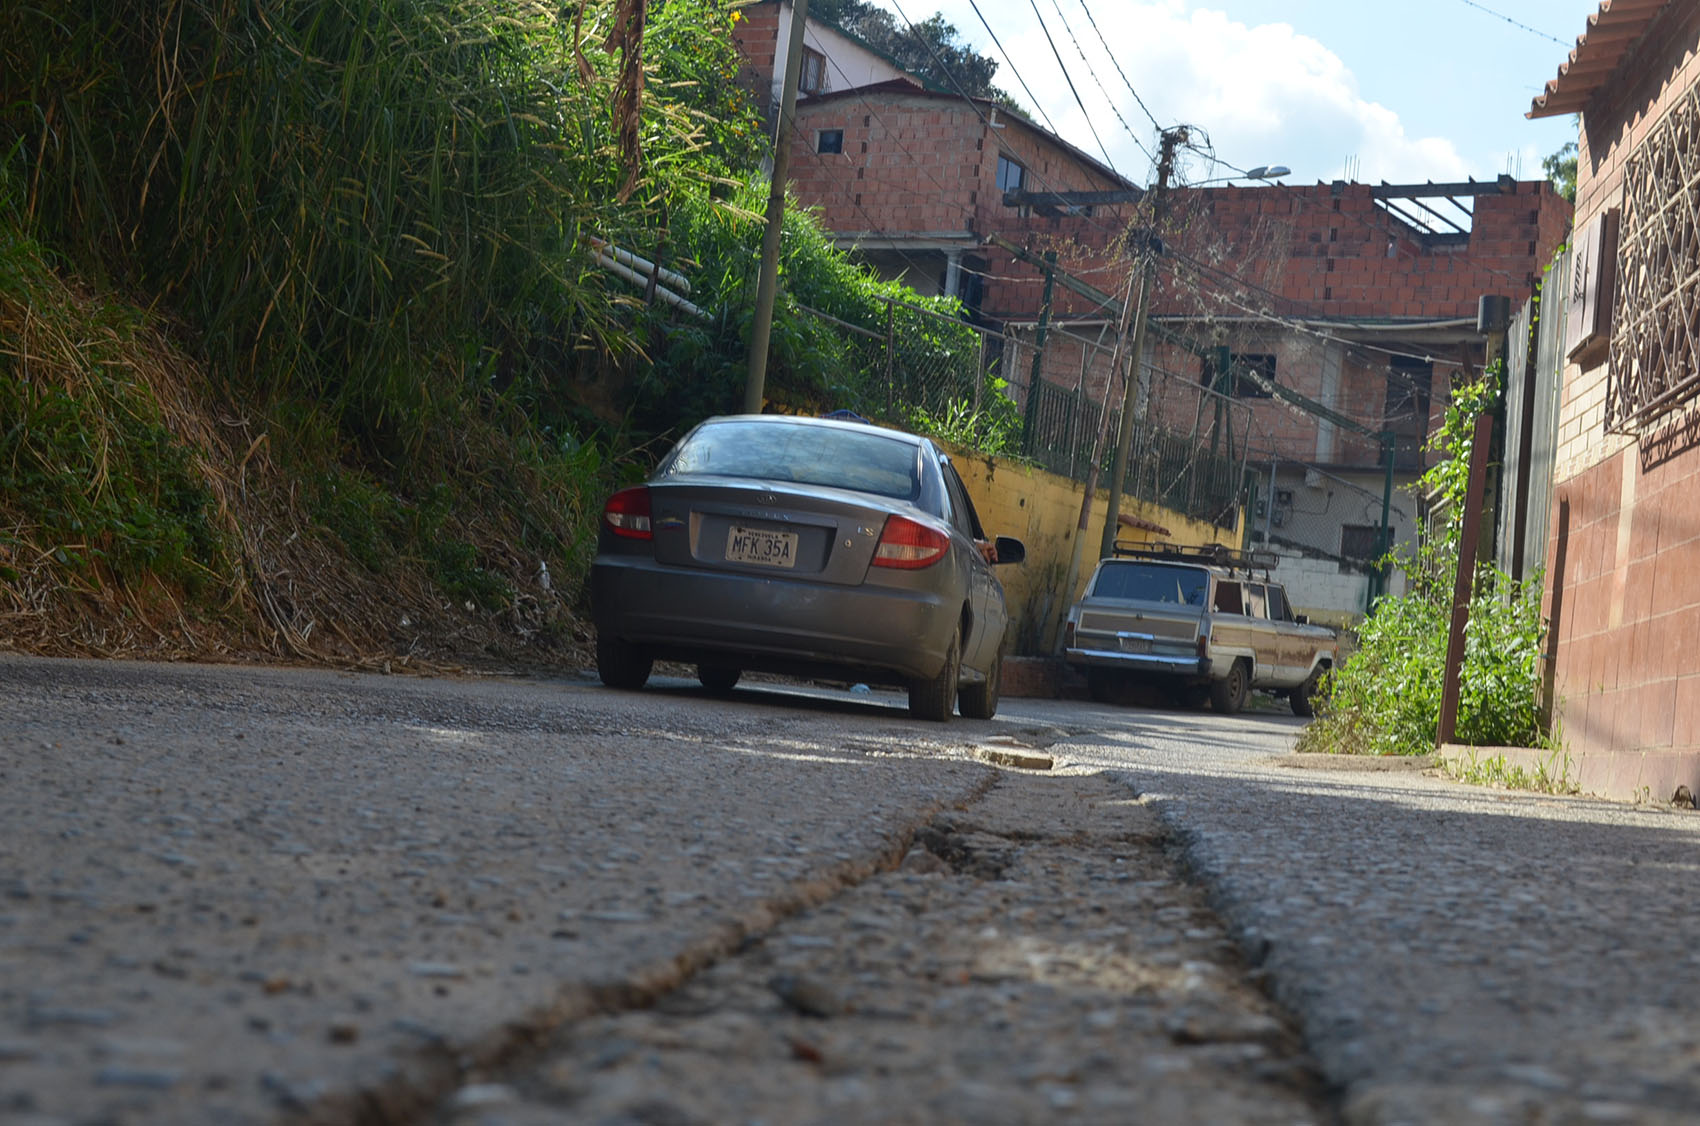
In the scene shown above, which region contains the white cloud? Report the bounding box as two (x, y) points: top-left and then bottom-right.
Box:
(924, 1), (1474, 185)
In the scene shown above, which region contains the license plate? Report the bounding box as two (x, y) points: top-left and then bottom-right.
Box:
(725, 524), (798, 568)
(1118, 635), (1151, 654)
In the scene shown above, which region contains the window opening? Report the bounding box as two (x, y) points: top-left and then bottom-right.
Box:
(798, 48), (826, 95)
(816, 129), (843, 155)
(996, 155), (1026, 193)
(1340, 524), (1380, 573)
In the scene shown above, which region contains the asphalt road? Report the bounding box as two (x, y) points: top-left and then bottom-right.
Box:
(3, 654), (1699, 1125)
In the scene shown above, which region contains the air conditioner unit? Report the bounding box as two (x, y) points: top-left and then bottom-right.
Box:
(1565, 209), (1619, 361)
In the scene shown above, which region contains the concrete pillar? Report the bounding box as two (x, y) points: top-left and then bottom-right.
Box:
(944, 250), (962, 299)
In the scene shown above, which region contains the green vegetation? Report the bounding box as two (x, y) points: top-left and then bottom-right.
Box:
(1298, 365), (1557, 759)
(1544, 142), (1578, 203)
(1445, 748), (1577, 796)
(0, 220), (226, 597)
(1, 0), (1013, 658)
(810, 0), (1016, 105)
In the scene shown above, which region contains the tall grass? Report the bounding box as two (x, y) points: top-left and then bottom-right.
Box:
(3, 0), (748, 454)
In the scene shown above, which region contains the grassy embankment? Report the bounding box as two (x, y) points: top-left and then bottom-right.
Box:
(1, 0), (996, 666)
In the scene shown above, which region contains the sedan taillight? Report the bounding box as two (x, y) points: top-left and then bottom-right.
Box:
(603, 486), (652, 540)
(871, 514), (951, 569)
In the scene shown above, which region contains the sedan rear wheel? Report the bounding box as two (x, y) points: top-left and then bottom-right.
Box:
(958, 647), (1001, 720)
(697, 664), (741, 694)
(908, 627), (961, 722)
(596, 633), (653, 691)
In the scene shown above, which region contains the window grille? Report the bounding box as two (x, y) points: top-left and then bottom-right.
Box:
(1608, 81), (1700, 431)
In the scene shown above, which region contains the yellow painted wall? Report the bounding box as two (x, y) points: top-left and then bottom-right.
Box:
(944, 444), (1244, 655)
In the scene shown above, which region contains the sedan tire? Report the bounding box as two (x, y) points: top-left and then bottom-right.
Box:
(908, 628), (961, 722)
(697, 664), (742, 694)
(597, 633), (653, 691)
(958, 648), (1001, 720)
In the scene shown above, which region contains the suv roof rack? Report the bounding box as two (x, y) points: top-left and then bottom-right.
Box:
(1110, 540), (1279, 577)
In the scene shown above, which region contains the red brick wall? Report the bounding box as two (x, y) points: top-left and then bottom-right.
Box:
(789, 91), (1136, 322)
(733, 0), (781, 101)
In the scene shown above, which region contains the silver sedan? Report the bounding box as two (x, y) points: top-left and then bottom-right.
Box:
(590, 415), (1025, 721)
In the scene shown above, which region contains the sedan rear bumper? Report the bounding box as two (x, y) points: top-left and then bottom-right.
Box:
(592, 556), (958, 682)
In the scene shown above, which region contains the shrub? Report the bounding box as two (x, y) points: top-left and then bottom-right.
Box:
(1298, 364), (1553, 756)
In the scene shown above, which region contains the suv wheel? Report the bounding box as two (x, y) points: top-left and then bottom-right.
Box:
(1210, 659), (1249, 714)
(1290, 668), (1322, 717)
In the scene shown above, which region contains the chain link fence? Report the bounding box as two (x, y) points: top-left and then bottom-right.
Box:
(795, 298), (1252, 530)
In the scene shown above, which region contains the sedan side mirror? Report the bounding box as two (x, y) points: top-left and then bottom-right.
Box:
(993, 536), (1026, 565)
(1295, 614), (1309, 625)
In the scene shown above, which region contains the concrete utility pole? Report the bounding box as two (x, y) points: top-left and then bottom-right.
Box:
(1049, 269), (1140, 653)
(743, 0), (810, 414)
(1100, 126), (1186, 560)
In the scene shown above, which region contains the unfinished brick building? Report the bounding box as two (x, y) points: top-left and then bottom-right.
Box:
(1140, 179), (1571, 617)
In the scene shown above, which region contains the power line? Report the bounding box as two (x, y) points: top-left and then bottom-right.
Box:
(963, 0), (1066, 137)
(1073, 0), (1164, 134)
(1455, 0), (1570, 47)
(1026, 0), (1121, 177)
(1046, 0), (1154, 166)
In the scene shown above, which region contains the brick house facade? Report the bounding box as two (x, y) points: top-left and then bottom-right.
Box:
(1528, 0), (1700, 800)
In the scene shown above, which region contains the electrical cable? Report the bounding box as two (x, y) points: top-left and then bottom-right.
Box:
(962, 0), (1066, 138)
(1455, 0), (1570, 47)
(1072, 0), (1164, 134)
(1047, 0), (1154, 165)
(1026, 0), (1122, 177)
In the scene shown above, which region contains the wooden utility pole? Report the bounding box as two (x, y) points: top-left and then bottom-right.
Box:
(1100, 126), (1186, 560)
(1436, 412), (1496, 748)
(743, 0), (810, 414)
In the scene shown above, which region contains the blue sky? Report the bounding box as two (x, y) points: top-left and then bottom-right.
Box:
(871, 0), (1601, 188)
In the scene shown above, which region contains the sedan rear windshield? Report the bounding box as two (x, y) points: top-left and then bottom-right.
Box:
(1092, 562), (1208, 606)
(662, 421), (922, 500)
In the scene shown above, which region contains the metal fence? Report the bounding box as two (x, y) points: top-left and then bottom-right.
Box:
(795, 298), (1253, 530)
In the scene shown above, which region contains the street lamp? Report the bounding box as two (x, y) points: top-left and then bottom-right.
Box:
(1242, 165), (1291, 180)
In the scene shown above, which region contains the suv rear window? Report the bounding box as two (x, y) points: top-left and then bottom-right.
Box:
(1091, 562), (1208, 605)
(663, 421), (922, 500)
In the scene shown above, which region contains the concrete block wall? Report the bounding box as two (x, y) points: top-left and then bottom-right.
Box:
(1546, 443), (1700, 801)
(1538, 1), (1700, 801)
(945, 443), (1237, 657)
